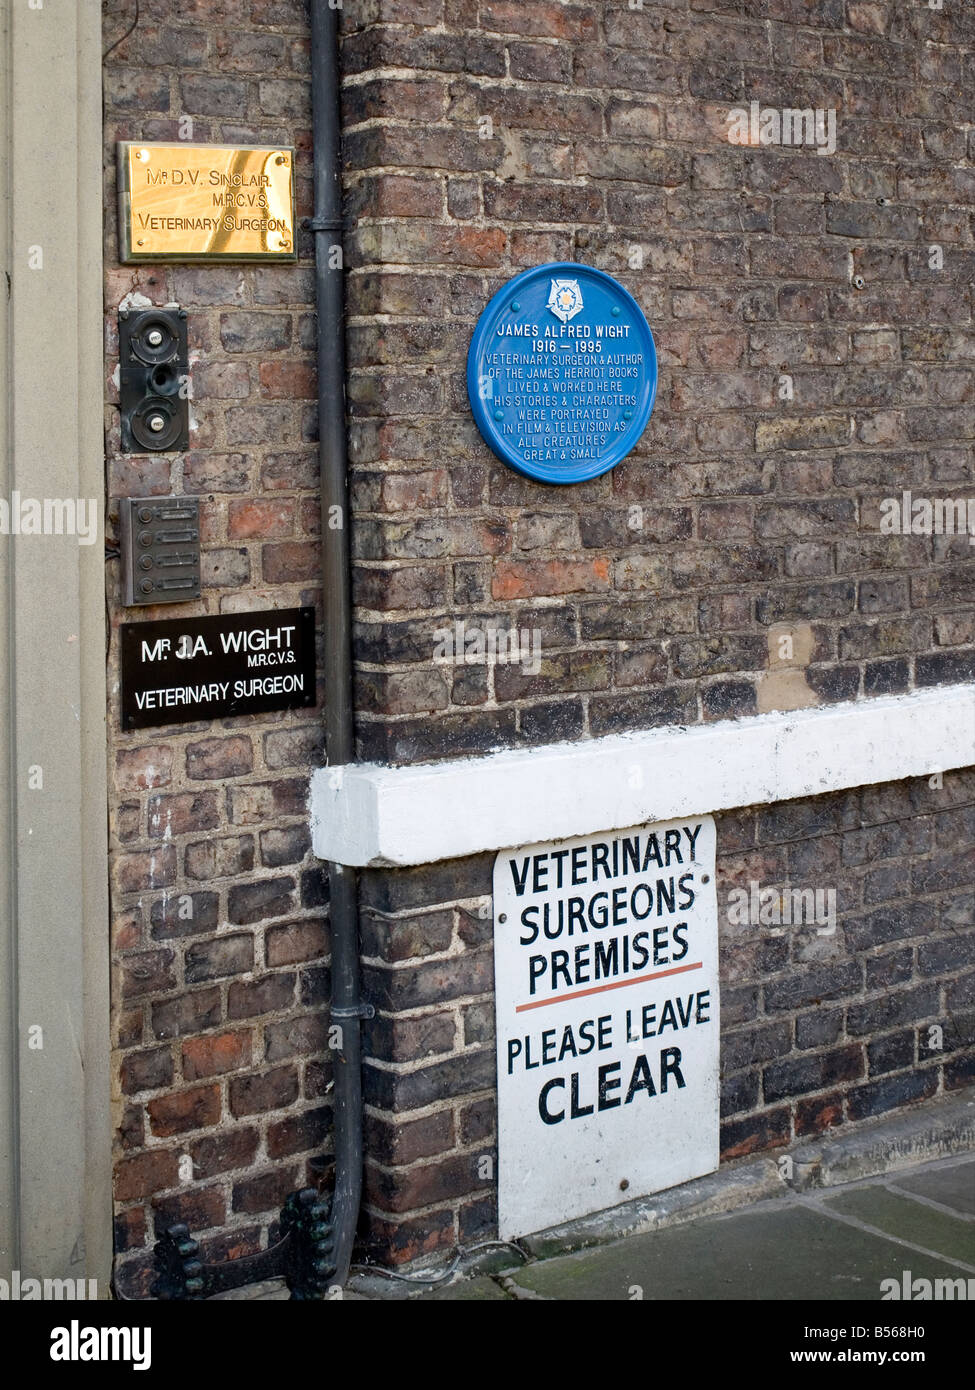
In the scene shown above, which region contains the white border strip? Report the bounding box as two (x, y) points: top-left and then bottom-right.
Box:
(310, 686), (975, 868)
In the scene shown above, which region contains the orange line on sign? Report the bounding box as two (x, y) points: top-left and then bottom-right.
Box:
(516, 960), (703, 1013)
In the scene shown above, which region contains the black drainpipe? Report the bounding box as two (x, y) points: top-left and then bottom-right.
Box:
(308, 0), (365, 1288)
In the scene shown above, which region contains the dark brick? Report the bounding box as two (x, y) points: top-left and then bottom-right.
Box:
(363, 1048), (495, 1112)
(189, 1128), (260, 1179)
(232, 1167), (300, 1216)
(764, 961), (862, 1012)
(918, 937), (975, 976)
(184, 934), (254, 983)
(364, 1110), (455, 1167)
(363, 949), (493, 1011)
(150, 891), (220, 941)
(120, 1046), (174, 1095)
(151, 988), (222, 1041)
(229, 1066), (300, 1117)
(721, 1071), (759, 1117)
(720, 1107), (791, 1160)
(846, 984), (941, 1037)
(228, 973), (296, 1019)
(264, 1012), (329, 1063)
(227, 877), (296, 925)
(846, 1069), (939, 1122)
(763, 1044), (864, 1103)
(844, 901), (936, 954)
(267, 1105), (330, 1159)
(867, 1030), (916, 1076)
(266, 918), (328, 965)
(722, 1022), (793, 1071)
(795, 1008), (844, 1051)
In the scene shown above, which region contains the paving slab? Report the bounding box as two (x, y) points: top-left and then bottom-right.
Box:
(822, 1187), (975, 1266)
(415, 1275), (511, 1301)
(889, 1159), (975, 1217)
(505, 1203), (964, 1302)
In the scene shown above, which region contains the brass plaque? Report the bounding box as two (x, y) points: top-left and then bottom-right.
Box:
(118, 142), (297, 263)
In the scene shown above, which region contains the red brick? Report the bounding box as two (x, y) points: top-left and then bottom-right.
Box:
(115, 845), (177, 894)
(262, 540), (320, 583)
(147, 792), (220, 838)
(266, 1105), (330, 1159)
(147, 1084), (221, 1138)
(492, 558), (610, 600)
(115, 746), (173, 792)
(181, 1030), (253, 1081)
(115, 1149), (180, 1202)
(227, 498), (296, 539)
(151, 1185), (225, 1235)
(266, 918), (329, 966)
(259, 361), (317, 399)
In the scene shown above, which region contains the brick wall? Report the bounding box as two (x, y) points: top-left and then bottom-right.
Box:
(358, 770), (975, 1263)
(343, 0), (974, 763)
(103, 0), (329, 1299)
(103, 0), (974, 1291)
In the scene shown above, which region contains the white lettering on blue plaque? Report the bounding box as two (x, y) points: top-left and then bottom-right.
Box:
(467, 262), (658, 484)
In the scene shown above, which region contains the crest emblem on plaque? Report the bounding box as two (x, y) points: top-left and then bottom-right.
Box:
(547, 278), (584, 323)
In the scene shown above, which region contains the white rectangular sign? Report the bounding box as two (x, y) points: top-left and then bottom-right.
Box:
(493, 816), (720, 1239)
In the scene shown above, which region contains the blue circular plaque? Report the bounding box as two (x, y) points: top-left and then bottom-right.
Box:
(467, 262), (657, 484)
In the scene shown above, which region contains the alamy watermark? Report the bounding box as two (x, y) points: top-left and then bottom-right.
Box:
(726, 101), (837, 156)
(0, 1270), (98, 1299)
(879, 490), (975, 544)
(726, 880), (836, 936)
(434, 619), (542, 676)
(50, 1321), (151, 1371)
(881, 1269), (974, 1300)
(0, 492), (99, 545)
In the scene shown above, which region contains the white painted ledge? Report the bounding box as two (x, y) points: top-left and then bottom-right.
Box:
(309, 685), (975, 869)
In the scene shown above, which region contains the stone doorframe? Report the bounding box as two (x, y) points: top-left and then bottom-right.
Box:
(0, 0), (110, 1290)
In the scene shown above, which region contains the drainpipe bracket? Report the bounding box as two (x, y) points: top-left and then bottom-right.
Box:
(331, 1002), (375, 1021)
(303, 216), (345, 232)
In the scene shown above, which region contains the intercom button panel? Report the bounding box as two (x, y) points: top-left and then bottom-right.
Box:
(119, 496), (201, 606)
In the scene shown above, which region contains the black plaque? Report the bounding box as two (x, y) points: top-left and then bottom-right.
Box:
(120, 607), (316, 730)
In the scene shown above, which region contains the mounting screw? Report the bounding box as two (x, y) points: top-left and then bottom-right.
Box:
(139, 579), (153, 594)
(853, 275), (865, 290)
